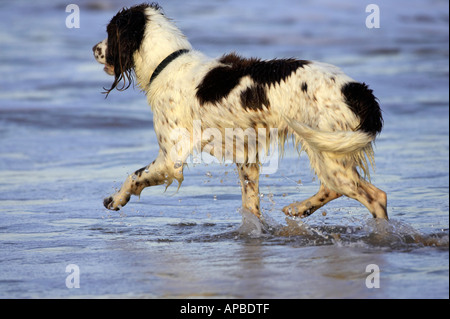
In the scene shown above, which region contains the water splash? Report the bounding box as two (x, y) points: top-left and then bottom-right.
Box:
(236, 208), (269, 237)
(235, 208), (449, 249)
(361, 218), (449, 249)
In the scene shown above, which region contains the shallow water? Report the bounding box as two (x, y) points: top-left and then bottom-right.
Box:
(0, 0), (448, 298)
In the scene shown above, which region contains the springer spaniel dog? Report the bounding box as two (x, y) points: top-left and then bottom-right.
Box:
(93, 3), (388, 220)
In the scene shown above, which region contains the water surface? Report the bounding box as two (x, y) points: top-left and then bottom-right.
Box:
(0, 0), (448, 298)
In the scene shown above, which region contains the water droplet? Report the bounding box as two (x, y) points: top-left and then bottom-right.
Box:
(174, 161), (182, 169)
(131, 175), (137, 180)
(144, 168), (149, 173)
(205, 172), (212, 178)
(213, 195), (217, 200)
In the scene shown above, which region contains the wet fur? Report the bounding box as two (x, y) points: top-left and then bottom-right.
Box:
(93, 3), (387, 220)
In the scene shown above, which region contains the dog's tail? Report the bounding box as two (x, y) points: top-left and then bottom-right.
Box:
(284, 117), (375, 154)
(284, 116), (376, 179)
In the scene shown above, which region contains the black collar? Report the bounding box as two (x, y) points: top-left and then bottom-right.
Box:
(149, 49), (190, 85)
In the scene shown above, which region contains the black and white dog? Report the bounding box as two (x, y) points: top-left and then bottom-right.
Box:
(93, 3), (387, 220)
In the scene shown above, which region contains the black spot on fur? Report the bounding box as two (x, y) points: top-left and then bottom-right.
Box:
(341, 82), (383, 135)
(196, 53), (310, 105)
(240, 85), (270, 111)
(134, 166), (147, 177)
(103, 4), (157, 96)
(301, 82), (308, 93)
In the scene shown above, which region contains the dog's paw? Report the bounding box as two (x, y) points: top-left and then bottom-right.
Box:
(103, 192), (132, 211)
(282, 204), (298, 217)
(282, 202), (315, 218)
(103, 196), (120, 211)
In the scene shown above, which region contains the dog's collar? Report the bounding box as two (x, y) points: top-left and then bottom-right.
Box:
(149, 49), (190, 85)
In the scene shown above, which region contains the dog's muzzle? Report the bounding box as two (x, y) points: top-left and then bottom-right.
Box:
(93, 39), (114, 75)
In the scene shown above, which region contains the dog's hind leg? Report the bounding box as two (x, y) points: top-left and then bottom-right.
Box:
(320, 164), (388, 219)
(282, 184), (341, 217)
(351, 180), (388, 219)
(237, 163), (261, 218)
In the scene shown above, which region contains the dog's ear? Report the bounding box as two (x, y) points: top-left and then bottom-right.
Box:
(103, 5), (148, 96)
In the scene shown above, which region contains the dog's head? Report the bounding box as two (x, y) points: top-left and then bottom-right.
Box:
(93, 3), (161, 96)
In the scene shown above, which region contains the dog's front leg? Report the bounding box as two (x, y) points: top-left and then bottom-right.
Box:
(104, 152), (183, 211)
(237, 163), (261, 218)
